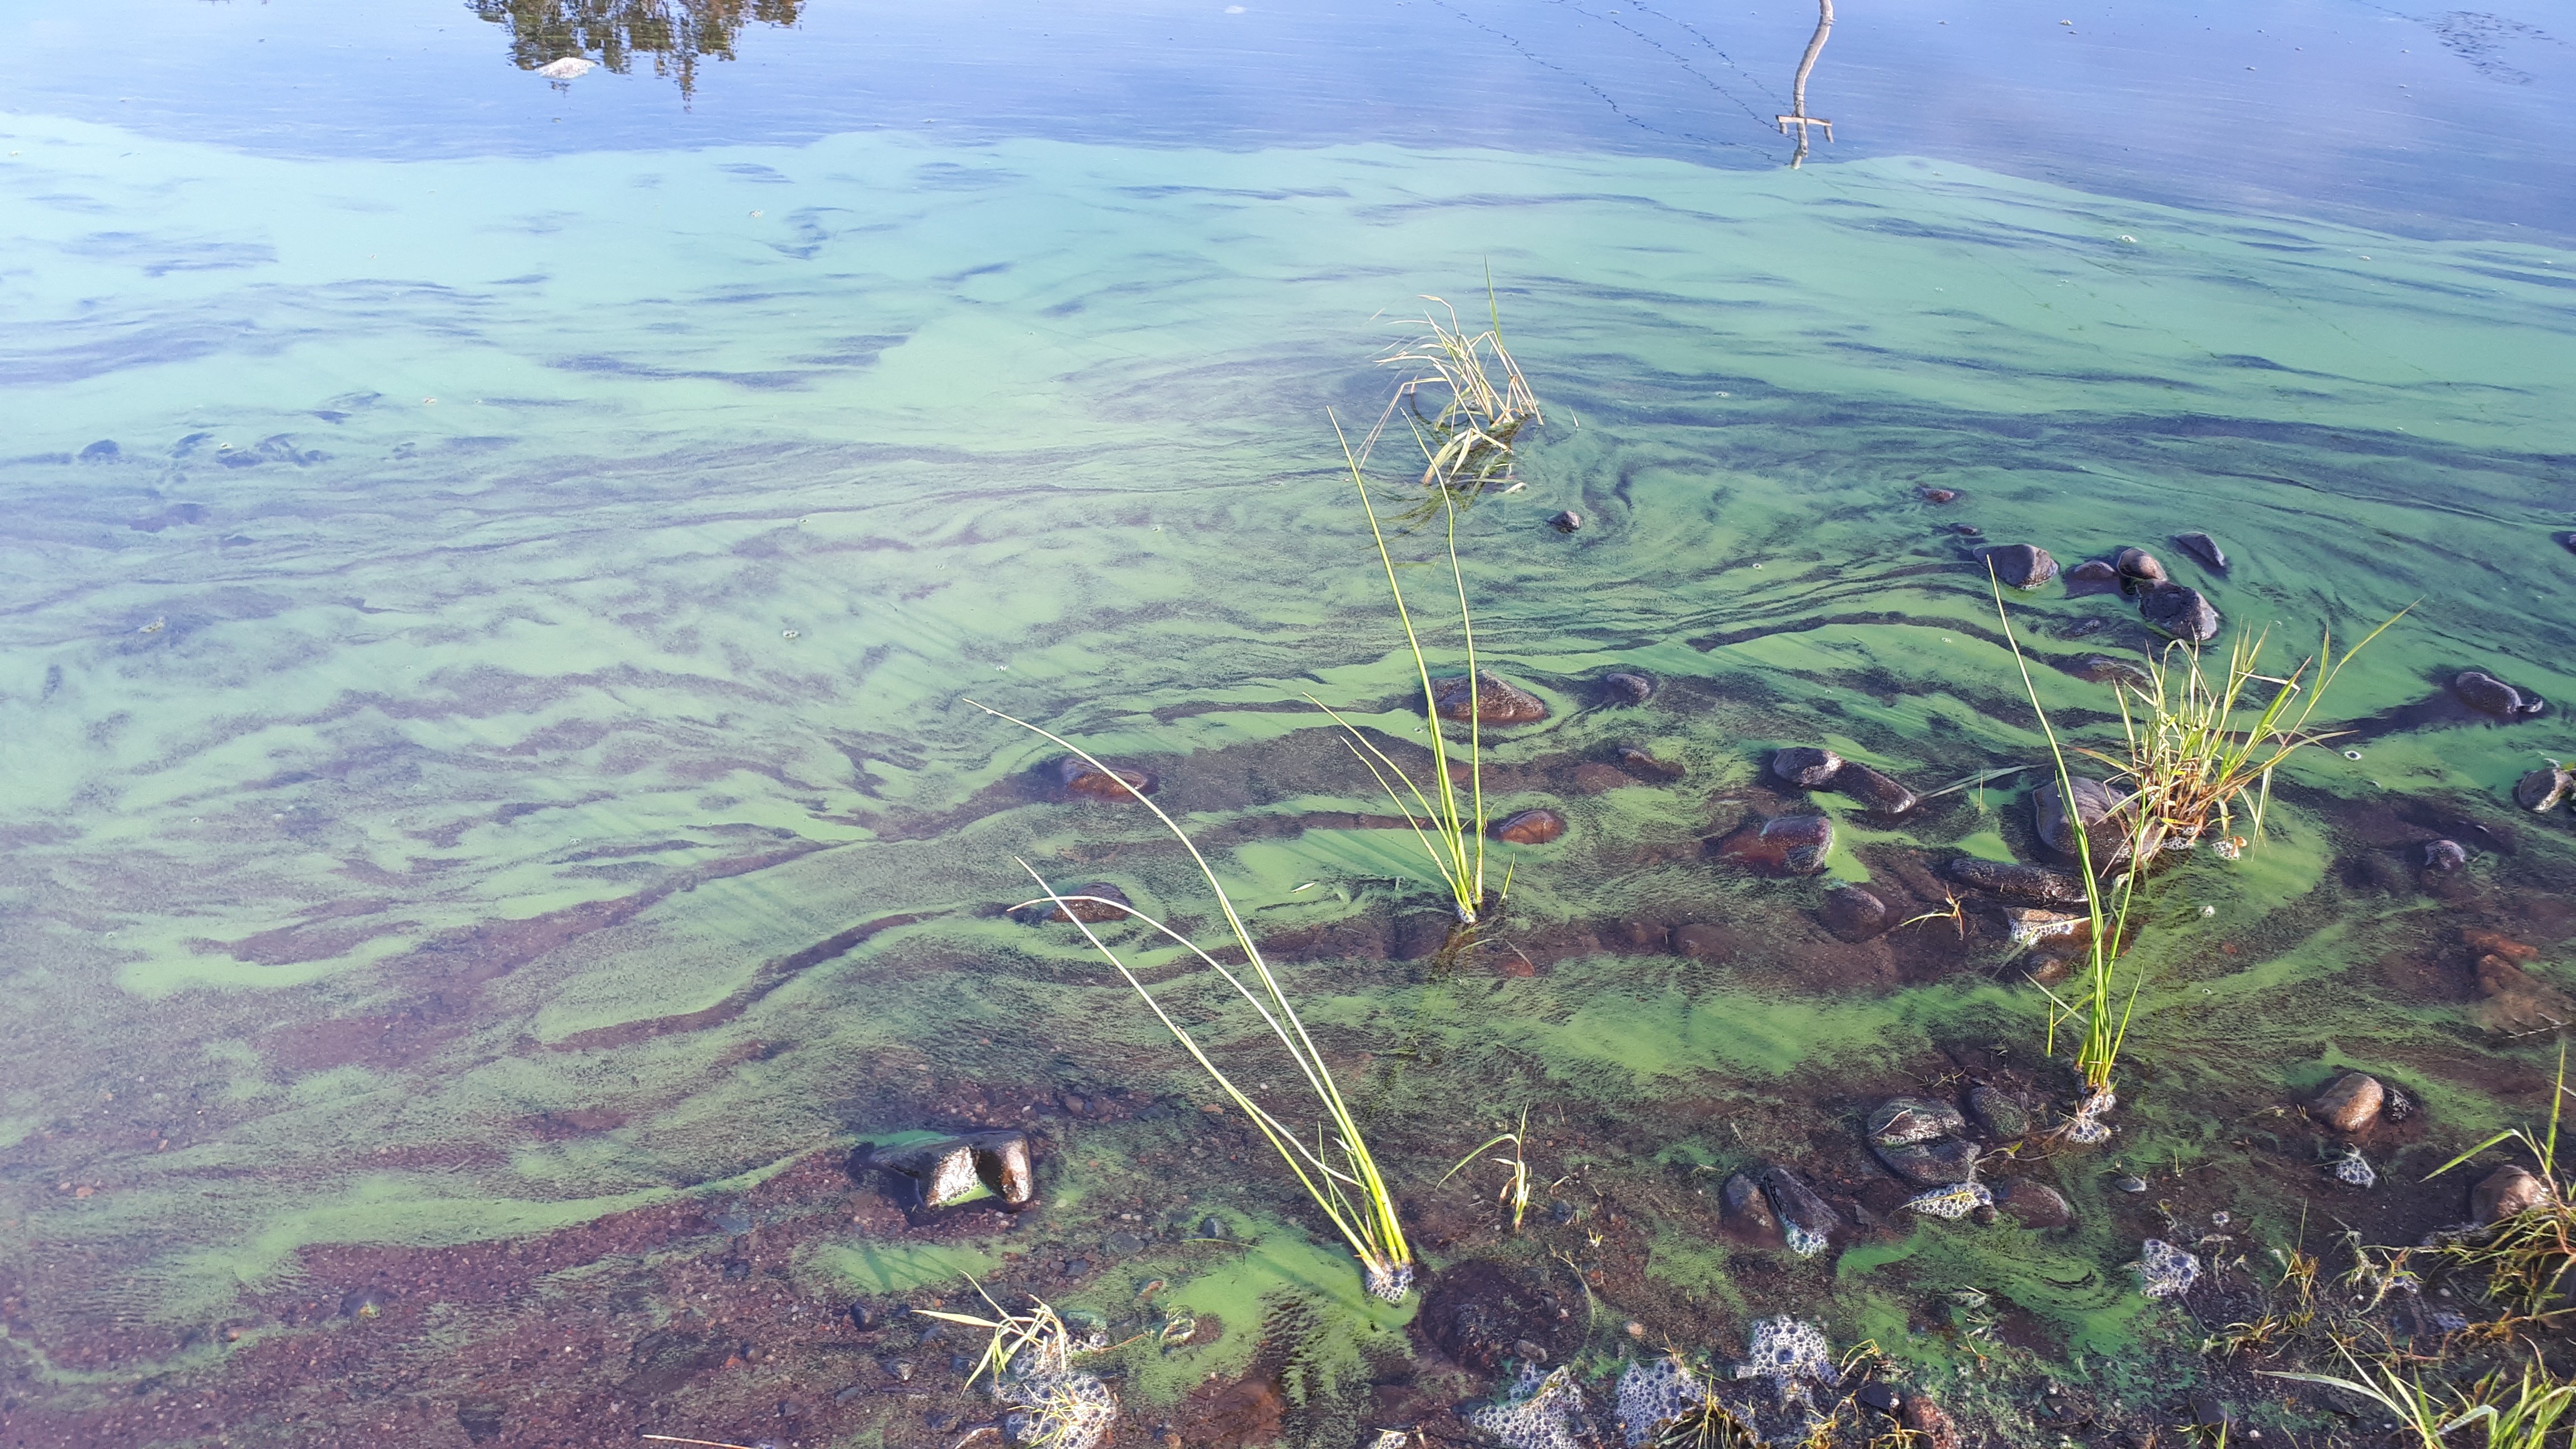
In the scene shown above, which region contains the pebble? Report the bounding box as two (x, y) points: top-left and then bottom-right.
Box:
(2453, 669), (2546, 721)
(1433, 671), (1550, 724)
(1549, 510), (1583, 533)
(2114, 1175), (2148, 1194)
(1949, 522), (1983, 537)
(1981, 543), (2060, 589)
(2309, 1072), (2384, 1133)
(1820, 883), (1890, 942)
(1490, 808), (1567, 846)
(1714, 815), (1835, 876)
(1057, 756), (1156, 801)
(1721, 1172), (1781, 1237)
(2076, 655), (2154, 690)
(2171, 531), (2228, 573)
(2137, 581), (2220, 643)
(2035, 776), (2135, 861)
(1770, 745), (1844, 788)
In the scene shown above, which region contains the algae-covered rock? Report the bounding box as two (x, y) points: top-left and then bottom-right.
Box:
(1714, 816), (1833, 876)
(2172, 531), (2228, 572)
(1770, 746), (1843, 788)
(2453, 669), (2545, 720)
(1433, 671), (1549, 724)
(1819, 884), (1888, 942)
(1981, 543), (2058, 589)
(2513, 766), (2572, 812)
(1867, 1096), (1967, 1148)
(2138, 581), (2220, 642)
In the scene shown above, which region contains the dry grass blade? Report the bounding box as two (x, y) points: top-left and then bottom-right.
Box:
(1364, 272), (1544, 504)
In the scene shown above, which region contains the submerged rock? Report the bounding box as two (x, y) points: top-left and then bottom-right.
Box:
(1433, 671), (1550, 724)
(1758, 1166), (1840, 1256)
(2309, 1072), (2384, 1133)
(1819, 884), (1889, 942)
(1981, 543), (2059, 589)
(2064, 558), (2120, 585)
(1599, 670), (1655, 705)
(1491, 808), (1568, 846)
(2513, 766), (2572, 812)
(2172, 531), (2228, 573)
(1549, 509), (1583, 533)
(1720, 1172), (1781, 1239)
(1967, 1085), (2033, 1141)
(2138, 581), (2220, 643)
(1832, 762), (1918, 814)
(2454, 669), (2546, 721)
(2423, 839), (2469, 872)
(2076, 655), (2154, 690)
(2472, 1164), (2553, 1224)
(1616, 745), (1685, 782)
(1770, 746), (1844, 788)
(1920, 487), (1959, 504)
(2034, 776), (2135, 861)
(1998, 1181), (2073, 1228)
(1900, 1394), (1963, 1449)
(1057, 756), (1156, 802)
(1867, 1096), (1968, 1147)
(1874, 1135), (1980, 1186)
(2114, 547), (2168, 584)
(1714, 816), (1834, 876)
(1947, 856), (2088, 905)
(1014, 882), (1134, 925)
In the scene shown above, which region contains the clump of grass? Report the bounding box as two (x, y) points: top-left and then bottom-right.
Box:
(974, 704), (1415, 1301)
(1366, 272), (1544, 498)
(1438, 1106), (1535, 1233)
(2430, 1045), (2575, 1332)
(2092, 617), (2403, 853)
(1305, 413), (1499, 926)
(2264, 1346), (2575, 1448)
(915, 1285), (1120, 1449)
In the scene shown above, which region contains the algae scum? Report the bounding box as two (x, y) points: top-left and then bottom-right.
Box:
(3, 2), (2576, 1446)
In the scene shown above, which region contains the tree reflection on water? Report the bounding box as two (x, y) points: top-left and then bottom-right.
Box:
(469, 0), (804, 98)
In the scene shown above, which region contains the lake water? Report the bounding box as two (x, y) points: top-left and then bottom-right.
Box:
(3, 1), (2573, 1446)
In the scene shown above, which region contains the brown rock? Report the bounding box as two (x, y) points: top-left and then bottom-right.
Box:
(1982, 543), (2060, 589)
(1491, 808), (1567, 846)
(2464, 929), (2539, 963)
(2064, 558), (2120, 584)
(1874, 1136), (1980, 1186)
(1901, 1393), (1963, 1449)
(1432, 671), (1549, 724)
(1771, 746), (1844, 788)
(1571, 763), (1632, 794)
(1832, 762), (1919, 815)
(1615, 746), (1685, 782)
(2471, 1164), (2553, 1224)
(2035, 776), (2138, 862)
(1057, 756), (1156, 801)
(2077, 655), (2154, 690)
(1920, 487), (1959, 504)
(1599, 670), (1655, 705)
(2453, 669), (2545, 720)
(2172, 530), (2229, 572)
(1673, 924), (1730, 958)
(1720, 1172), (1781, 1240)
(2514, 766), (2572, 812)
(2309, 1072), (2385, 1133)
(1947, 856), (2088, 904)
(1820, 884), (1890, 942)
(2114, 547), (2168, 584)
(1998, 1181), (2073, 1228)
(2138, 581), (2221, 643)
(1713, 816), (1834, 876)
(2471, 955), (2576, 1033)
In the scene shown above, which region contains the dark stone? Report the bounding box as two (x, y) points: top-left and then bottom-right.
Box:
(1616, 746), (1685, 782)
(1771, 746), (1844, 788)
(2172, 531), (2228, 573)
(1599, 670), (1655, 705)
(858, 1131), (1035, 1212)
(1432, 671), (1549, 724)
(1857, 1382), (1901, 1415)
(2453, 669), (2545, 720)
(1199, 1215), (1230, 1239)
(2076, 655), (2153, 690)
(1549, 510), (1583, 533)
(1832, 762), (1919, 815)
(1571, 762), (1632, 794)
(1105, 1230), (1146, 1255)
(1721, 1172), (1781, 1239)
(2560, 531), (2576, 556)
(1949, 523), (1983, 537)
(2114, 547), (2168, 584)
(2472, 1164), (2551, 1224)
(1014, 882), (1133, 925)
(1947, 856), (2087, 904)
(2423, 839), (2469, 872)
(1920, 487), (1959, 504)
(1820, 884), (1889, 942)
(1981, 543), (2059, 589)
(1057, 756), (1156, 801)
(78, 439), (121, 461)
(1758, 1165), (1840, 1244)
(2138, 582), (2220, 643)
(2514, 766), (2572, 812)
(1867, 1096), (1968, 1147)
(849, 1302), (879, 1331)
(1873, 1136), (1980, 1186)
(1967, 1086), (2033, 1141)
(2034, 777), (2136, 863)
(1998, 1181), (2073, 1228)
(456, 1403), (507, 1445)
(2051, 616), (2109, 639)
(1060, 1257), (1091, 1278)
(2064, 559), (2120, 584)
(2311, 1072), (2384, 1133)
(1713, 816), (1834, 876)
(1490, 808), (1567, 846)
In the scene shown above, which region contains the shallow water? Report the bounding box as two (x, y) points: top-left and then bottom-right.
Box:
(2, 1), (2573, 1445)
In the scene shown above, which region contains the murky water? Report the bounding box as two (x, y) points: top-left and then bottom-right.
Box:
(2, 1), (2572, 1445)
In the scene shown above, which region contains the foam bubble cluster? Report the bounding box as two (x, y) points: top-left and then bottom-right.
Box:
(1468, 1366), (1596, 1449)
(1614, 1356), (1708, 1447)
(1903, 1181), (1992, 1219)
(2137, 1238), (2201, 1299)
(1734, 1317), (1838, 1394)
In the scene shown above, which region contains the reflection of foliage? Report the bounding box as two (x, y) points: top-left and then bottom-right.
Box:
(468, 0), (803, 98)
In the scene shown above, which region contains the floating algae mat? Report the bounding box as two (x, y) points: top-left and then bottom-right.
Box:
(2, 1), (2575, 1445)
